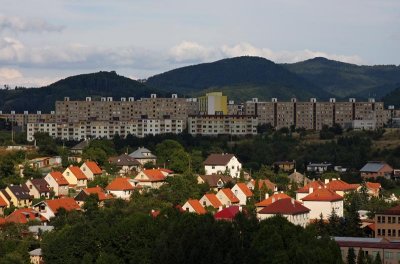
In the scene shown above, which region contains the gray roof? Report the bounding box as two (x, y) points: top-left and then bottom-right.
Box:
(8, 185), (31, 200)
(129, 147), (156, 159)
(333, 237), (385, 243)
(71, 140), (90, 150)
(29, 248), (42, 256)
(28, 225), (54, 234)
(360, 162), (385, 172)
(109, 154), (141, 166)
(307, 163), (332, 167)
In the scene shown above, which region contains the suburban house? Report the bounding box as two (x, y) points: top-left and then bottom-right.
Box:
(197, 174), (234, 191)
(129, 147), (157, 165)
(257, 198), (310, 227)
(74, 186), (112, 207)
(324, 178), (358, 196)
(24, 178), (51, 199)
(108, 154), (142, 175)
(231, 183), (253, 205)
(199, 193), (223, 209)
(33, 197), (80, 221)
(360, 161), (393, 179)
(182, 199), (207, 214)
(360, 182), (382, 197)
(27, 156), (62, 170)
(70, 139), (90, 154)
(105, 177), (138, 200)
(5, 208), (45, 224)
(306, 162), (332, 173)
(29, 248), (43, 264)
(2, 185), (31, 208)
(134, 169), (171, 189)
(216, 188), (240, 206)
(203, 153), (242, 178)
(62, 166), (88, 189)
(247, 179), (277, 193)
(272, 161), (295, 172)
(301, 188), (344, 220)
(295, 180), (325, 201)
(214, 206), (242, 221)
(44, 171), (69, 197)
(80, 161), (102, 181)
(0, 196), (7, 216)
(375, 204), (400, 240)
(255, 192), (291, 212)
(0, 190), (11, 208)
(288, 170), (311, 186)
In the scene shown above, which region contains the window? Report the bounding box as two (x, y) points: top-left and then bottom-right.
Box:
(377, 216), (381, 223)
(385, 251), (393, 259)
(377, 229), (381, 236)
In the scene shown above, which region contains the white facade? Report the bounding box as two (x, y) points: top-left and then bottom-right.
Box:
(204, 156), (242, 178)
(352, 119), (377, 130)
(302, 200), (344, 220)
(257, 212), (310, 227)
(231, 184), (250, 205)
(44, 174), (68, 197)
(106, 190), (133, 200)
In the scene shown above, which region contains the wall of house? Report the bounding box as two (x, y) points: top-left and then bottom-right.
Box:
(302, 200), (343, 220)
(62, 169), (78, 186)
(257, 212), (310, 227)
(80, 164), (95, 180)
(107, 190), (132, 200)
(231, 186), (247, 205)
(204, 157), (242, 178)
(26, 179), (41, 199)
(182, 202), (196, 213)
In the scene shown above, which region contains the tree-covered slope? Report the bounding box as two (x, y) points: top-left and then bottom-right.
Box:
(0, 71), (161, 113)
(382, 87), (400, 108)
(282, 57), (400, 98)
(146, 56), (333, 101)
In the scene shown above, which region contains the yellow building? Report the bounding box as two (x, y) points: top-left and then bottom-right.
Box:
(198, 92), (228, 115)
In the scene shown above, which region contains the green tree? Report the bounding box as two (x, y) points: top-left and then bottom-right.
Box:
(373, 252), (382, 264)
(357, 248), (365, 264)
(347, 247), (356, 264)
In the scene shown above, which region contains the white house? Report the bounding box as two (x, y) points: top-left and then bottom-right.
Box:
(33, 197), (80, 221)
(203, 153), (242, 178)
(231, 183), (253, 205)
(216, 188), (240, 206)
(80, 161), (102, 181)
(301, 188), (344, 220)
(44, 172), (69, 197)
(105, 177), (138, 200)
(295, 180), (325, 201)
(134, 169), (171, 189)
(257, 198), (310, 227)
(182, 199), (206, 214)
(199, 193), (223, 209)
(62, 166), (88, 190)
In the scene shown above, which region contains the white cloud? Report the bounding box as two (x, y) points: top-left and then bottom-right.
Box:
(0, 67), (23, 80)
(168, 41), (217, 63)
(0, 15), (64, 33)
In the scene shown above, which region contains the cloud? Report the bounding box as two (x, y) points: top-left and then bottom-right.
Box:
(168, 41), (217, 63)
(0, 15), (64, 33)
(0, 67), (22, 80)
(0, 67), (59, 87)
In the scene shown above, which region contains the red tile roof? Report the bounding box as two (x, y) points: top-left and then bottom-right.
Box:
(83, 186), (112, 201)
(159, 168), (173, 174)
(49, 171), (69, 186)
(106, 177), (135, 191)
(68, 166), (87, 180)
(221, 188), (240, 203)
(255, 193), (291, 207)
(214, 206), (241, 220)
(6, 208), (44, 224)
(235, 183), (253, 197)
(297, 181), (325, 193)
(366, 182), (381, 190)
(251, 179), (276, 191)
(46, 197), (80, 213)
(325, 180), (358, 192)
(203, 193), (222, 208)
(204, 153), (235, 166)
(141, 169), (167, 182)
(186, 199), (207, 214)
(84, 161), (102, 175)
(0, 196), (7, 207)
(301, 188), (343, 202)
(0, 217), (5, 225)
(258, 198), (310, 215)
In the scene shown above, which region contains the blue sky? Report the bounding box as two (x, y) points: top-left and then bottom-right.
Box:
(0, 0), (399, 87)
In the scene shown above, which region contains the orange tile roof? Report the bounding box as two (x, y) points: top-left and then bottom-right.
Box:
(6, 208), (43, 224)
(84, 161), (102, 175)
(46, 197), (80, 213)
(256, 179), (276, 191)
(366, 182), (381, 190)
(301, 188), (343, 202)
(159, 168), (173, 174)
(255, 193), (291, 207)
(325, 180), (358, 192)
(0, 196), (7, 207)
(204, 193), (222, 208)
(49, 171), (69, 186)
(187, 199), (206, 214)
(83, 186), (112, 201)
(236, 183), (253, 197)
(0, 217), (5, 225)
(141, 169), (167, 182)
(297, 180), (325, 193)
(106, 177), (135, 191)
(221, 188), (240, 203)
(68, 166), (88, 180)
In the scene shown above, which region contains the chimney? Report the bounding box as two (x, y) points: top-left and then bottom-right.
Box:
(272, 197), (275, 203)
(309, 187), (314, 194)
(238, 206), (242, 212)
(291, 198), (295, 205)
(218, 206), (223, 212)
(324, 179), (329, 184)
(265, 193), (269, 199)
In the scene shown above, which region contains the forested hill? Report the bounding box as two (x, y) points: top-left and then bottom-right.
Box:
(146, 56), (333, 102)
(382, 87), (400, 108)
(0, 71), (161, 113)
(282, 57), (400, 98)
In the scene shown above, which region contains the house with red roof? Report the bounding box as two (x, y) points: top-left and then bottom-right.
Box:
(359, 182), (382, 197)
(2, 185), (31, 208)
(214, 206), (242, 221)
(231, 183), (253, 205)
(324, 178), (358, 196)
(257, 198), (310, 227)
(24, 178), (51, 199)
(199, 193), (223, 209)
(44, 171), (69, 197)
(247, 179), (277, 193)
(204, 153), (242, 178)
(216, 188), (239, 206)
(134, 169), (171, 189)
(295, 180), (325, 201)
(301, 188), (344, 220)
(105, 177), (139, 200)
(62, 166), (88, 190)
(255, 192), (291, 212)
(182, 199), (207, 215)
(80, 161), (103, 181)
(0, 196), (7, 216)
(5, 208), (46, 224)
(74, 186), (113, 207)
(33, 197), (80, 221)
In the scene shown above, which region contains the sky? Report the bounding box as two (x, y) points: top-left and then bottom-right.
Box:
(0, 0), (399, 87)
